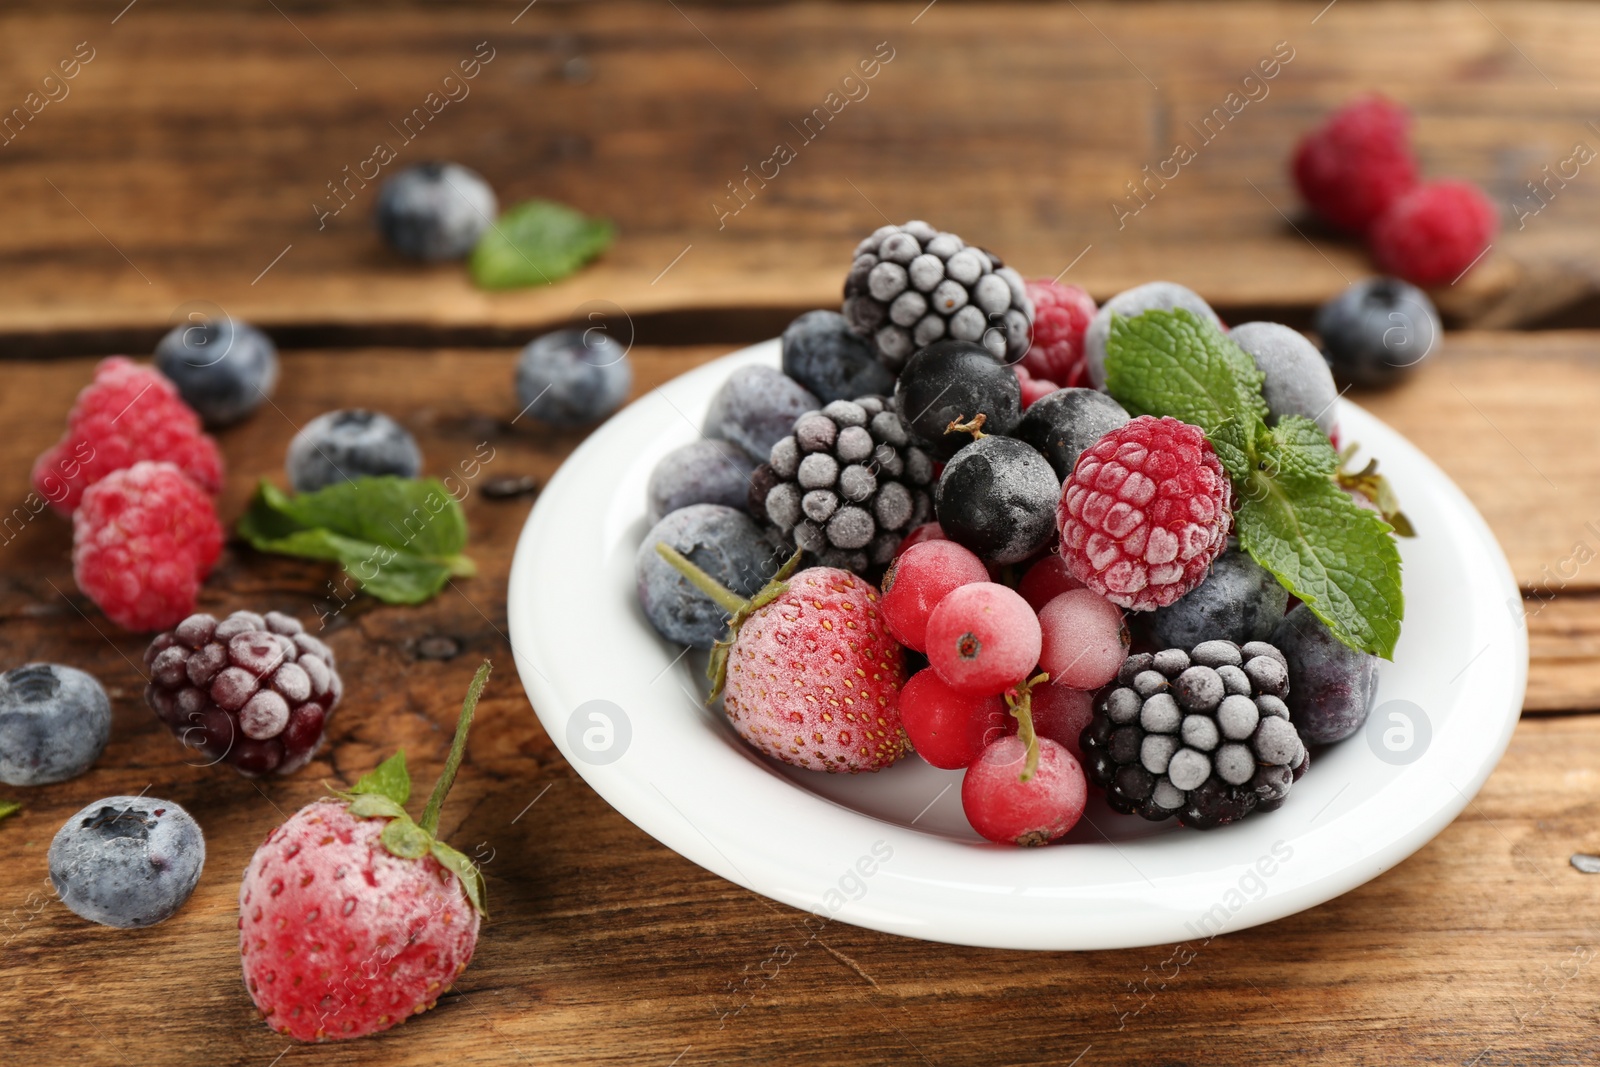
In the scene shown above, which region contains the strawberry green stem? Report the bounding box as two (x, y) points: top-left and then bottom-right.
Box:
(655, 543), (748, 614)
(420, 659), (491, 836)
(1005, 672), (1050, 782)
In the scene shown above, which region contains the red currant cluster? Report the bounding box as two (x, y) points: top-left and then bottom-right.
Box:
(881, 530), (1130, 846)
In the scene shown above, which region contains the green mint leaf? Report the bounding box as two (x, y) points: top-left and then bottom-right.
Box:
(431, 841), (489, 917)
(469, 199), (613, 290)
(1103, 308), (1269, 481)
(348, 750), (411, 806)
(1263, 415), (1339, 482)
(237, 477), (475, 605)
(1235, 473), (1404, 658)
(380, 816), (432, 859)
(0, 799), (20, 824)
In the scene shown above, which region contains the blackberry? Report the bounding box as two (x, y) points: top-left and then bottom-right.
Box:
(1080, 640), (1309, 830)
(143, 609), (342, 778)
(751, 397), (934, 574)
(843, 221), (1033, 370)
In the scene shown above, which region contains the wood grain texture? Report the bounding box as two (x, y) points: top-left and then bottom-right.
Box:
(6, 1), (1600, 346)
(0, 339), (1595, 1067)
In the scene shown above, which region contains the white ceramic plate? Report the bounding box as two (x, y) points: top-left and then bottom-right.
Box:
(508, 340), (1527, 950)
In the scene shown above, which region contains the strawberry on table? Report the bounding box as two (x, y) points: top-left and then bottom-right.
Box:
(239, 662), (492, 1042)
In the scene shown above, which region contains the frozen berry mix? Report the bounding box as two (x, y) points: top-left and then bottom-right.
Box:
(633, 217), (1407, 850)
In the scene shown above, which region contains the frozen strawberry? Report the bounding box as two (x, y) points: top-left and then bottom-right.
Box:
(657, 545), (910, 772)
(239, 663), (491, 1042)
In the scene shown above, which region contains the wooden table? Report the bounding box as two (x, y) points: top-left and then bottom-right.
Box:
(3, 4), (1599, 1065)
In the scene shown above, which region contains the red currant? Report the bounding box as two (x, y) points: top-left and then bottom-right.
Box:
(924, 582), (1041, 695)
(894, 521), (947, 557)
(899, 668), (1007, 769)
(1016, 554), (1082, 612)
(961, 736), (1087, 846)
(880, 540), (989, 653)
(1037, 589), (1128, 690)
(1024, 683), (1095, 761)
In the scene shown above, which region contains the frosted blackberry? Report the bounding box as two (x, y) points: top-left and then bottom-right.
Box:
(1080, 640), (1309, 829)
(750, 396), (934, 574)
(143, 609), (342, 778)
(843, 221), (1033, 369)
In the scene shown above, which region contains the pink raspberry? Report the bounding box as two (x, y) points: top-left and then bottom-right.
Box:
(33, 357), (224, 514)
(1057, 416), (1231, 612)
(1292, 94), (1419, 234)
(1020, 280), (1096, 387)
(72, 461), (224, 631)
(1370, 179), (1499, 286)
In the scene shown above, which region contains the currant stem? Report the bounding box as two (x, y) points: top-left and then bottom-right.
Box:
(655, 543), (748, 614)
(1006, 672), (1050, 782)
(945, 413), (988, 440)
(420, 659), (491, 836)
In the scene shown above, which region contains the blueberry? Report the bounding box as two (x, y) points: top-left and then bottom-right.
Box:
(1012, 387), (1131, 480)
(1229, 322), (1339, 436)
(1137, 548), (1289, 651)
(1085, 281), (1222, 389)
(1269, 604), (1379, 744)
(286, 409), (423, 493)
(375, 162), (497, 261)
(1315, 276), (1440, 388)
(703, 366), (819, 462)
(935, 436), (1059, 564)
(49, 796), (205, 928)
(153, 318), (279, 427)
(893, 340), (1021, 460)
(515, 329), (632, 427)
(647, 439), (759, 525)
(0, 664), (111, 786)
(636, 504), (787, 649)
(780, 310), (895, 404)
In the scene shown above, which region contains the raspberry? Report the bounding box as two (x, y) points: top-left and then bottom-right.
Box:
(72, 461), (223, 632)
(721, 567), (910, 772)
(1020, 279), (1096, 387)
(1292, 94), (1419, 233)
(143, 608), (342, 777)
(880, 540), (989, 653)
(924, 582), (1042, 696)
(1369, 179), (1499, 287)
(1057, 416), (1231, 612)
(33, 357), (224, 514)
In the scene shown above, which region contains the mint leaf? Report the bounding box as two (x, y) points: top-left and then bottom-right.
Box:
(1264, 415), (1339, 482)
(1236, 470), (1404, 658)
(1103, 308), (1405, 659)
(469, 199), (613, 290)
(349, 750), (410, 806)
(238, 477), (475, 605)
(0, 799), (19, 824)
(1104, 308), (1268, 481)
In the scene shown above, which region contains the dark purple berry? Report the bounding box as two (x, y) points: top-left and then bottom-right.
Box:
(781, 310), (895, 403)
(1269, 604), (1379, 744)
(893, 340), (1022, 460)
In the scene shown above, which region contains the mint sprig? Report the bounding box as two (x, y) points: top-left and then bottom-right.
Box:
(469, 199), (614, 290)
(237, 476), (475, 605)
(1104, 310), (1404, 659)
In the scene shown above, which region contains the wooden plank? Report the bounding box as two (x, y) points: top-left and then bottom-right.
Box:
(0, 340), (1597, 1064)
(6, 1), (1600, 345)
